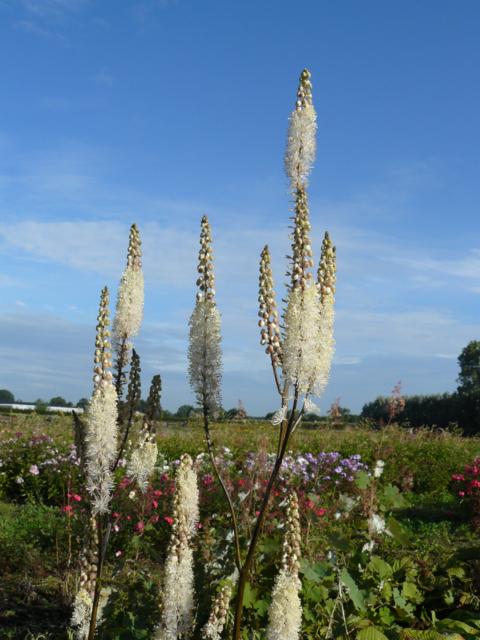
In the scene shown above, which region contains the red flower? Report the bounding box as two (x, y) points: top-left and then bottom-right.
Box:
(315, 508), (327, 517)
(164, 516), (174, 525)
(62, 505), (73, 515)
(152, 499), (158, 509)
(72, 494), (82, 502)
(305, 499), (315, 510)
(153, 489), (162, 497)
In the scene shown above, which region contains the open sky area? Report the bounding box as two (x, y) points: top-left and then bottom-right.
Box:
(0, 0), (479, 415)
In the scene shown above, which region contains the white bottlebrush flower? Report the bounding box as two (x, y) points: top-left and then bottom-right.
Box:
(266, 569), (302, 640)
(282, 284), (322, 395)
(85, 287), (119, 515)
(127, 429), (158, 492)
(156, 454), (199, 640)
(285, 69), (317, 190)
(112, 223), (144, 342)
(188, 216), (222, 414)
(312, 291), (335, 397)
(71, 587), (93, 640)
(271, 405), (287, 425)
(188, 299), (222, 413)
(201, 584), (232, 640)
(85, 382), (118, 515)
(267, 493), (302, 640)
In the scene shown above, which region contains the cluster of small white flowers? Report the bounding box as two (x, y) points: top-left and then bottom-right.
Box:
(201, 584), (232, 640)
(127, 428), (158, 492)
(156, 454), (199, 640)
(282, 285), (322, 394)
(188, 218), (222, 413)
(267, 493), (302, 640)
(314, 232), (336, 396)
(373, 459), (385, 478)
(112, 223), (144, 342)
(284, 69), (317, 191)
(85, 288), (119, 515)
(71, 588), (93, 640)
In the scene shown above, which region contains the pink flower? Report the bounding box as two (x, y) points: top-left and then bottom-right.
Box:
(451, 474), (465, 481)
(152, 500), (158, 509)
(316, 508), (327, 517)
(164, 516), (174, 525)
(458, 491), (465, 497)
(153, 489), (162, 497)
(134, 521), (145, 533)
(115, 550), (122, 557)
(72, 494), (82, 502)
(62, 505), (73, 515)
(113, 524), (120, 533)
(29, 464), (40, 476)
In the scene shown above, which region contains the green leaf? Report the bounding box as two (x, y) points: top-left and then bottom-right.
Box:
(300, 560), (322, 583)
(402, 581), (423, 604)
(369, 556), (393, 579)
(243, 582), (258, 609)
(340, 568), (365, 611)
(387, 517), (411, 545)
(381, 483), (407, 509)
(355, 470), (371, 490)
(357, 626), (389, 640)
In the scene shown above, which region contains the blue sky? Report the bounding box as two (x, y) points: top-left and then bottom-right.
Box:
(0, 0), (479, 414)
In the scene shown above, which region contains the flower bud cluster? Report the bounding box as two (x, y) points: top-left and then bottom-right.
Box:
(126, 223), (142, 270)
(196, 215), (216, 302)
(295, 68), (313, 110)
(289, 186), (314, 290)
(93, 287), (113, 392)
(201, 583), (232, 640)
(282, 492), (301, 576)
(258, 245), (282, 364)
(317, 232), (336, 303)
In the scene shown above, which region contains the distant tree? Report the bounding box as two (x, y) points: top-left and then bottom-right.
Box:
(457, 341), (480, 396)
(0, 389), (14, 403)
(50, 396), (70, 407)
(35, 399), (48, 414)
(76, 398), (90, 410)
(176, 404), (196, 419)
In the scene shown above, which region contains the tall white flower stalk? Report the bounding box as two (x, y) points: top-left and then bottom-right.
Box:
(266, 492), (302, 640)
(234, 68), (336, 640)
(112, 223), (144, 397)
(188, 215), (222, 416)
(188, 215), (242, 571)
(156, 454), (199, 640)
(85, 287), (118, 516)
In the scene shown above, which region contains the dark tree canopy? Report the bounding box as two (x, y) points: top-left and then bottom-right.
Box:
(0, 389), (15, 403)
(50, 396), (72, 407)
(457, 340), (480, 396)
(175, 404), (196, 419)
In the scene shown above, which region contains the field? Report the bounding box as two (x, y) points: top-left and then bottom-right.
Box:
(1, 413), (480, 639)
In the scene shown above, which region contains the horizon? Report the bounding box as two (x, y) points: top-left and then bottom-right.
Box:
(0, 1), (479, 414)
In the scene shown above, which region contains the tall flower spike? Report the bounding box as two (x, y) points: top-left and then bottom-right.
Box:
(71, 517), (98, 639)
(188, 216), (222, 414)
(144, 374), (162, 433)
(283, 187), (322, 394)
(314, 232), (336, 396)
(266, 492), (302, 640)
(196, 215), (216, 303)
(156, 454), (199, 640)
(289, 186), (314, 291)
(284, 68), (317, 190)
(127, 427), (158, 493)
(258, 246), (282, 365)
(112, 223), (144, 349)
(202, 583), (232, 640)
(85, 287), (118, 515)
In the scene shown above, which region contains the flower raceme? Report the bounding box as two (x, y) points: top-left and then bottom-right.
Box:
(85, 287), (119, 516)
(188, 216), (222, 414)
(112, 223), (144, 344)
